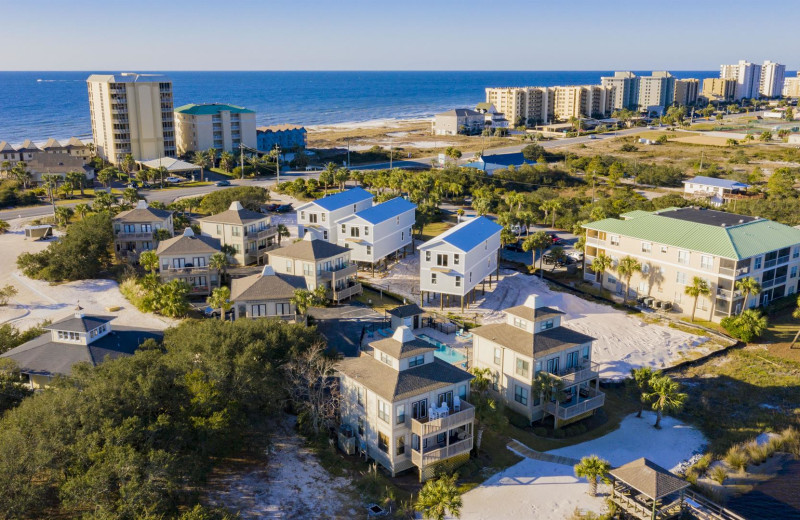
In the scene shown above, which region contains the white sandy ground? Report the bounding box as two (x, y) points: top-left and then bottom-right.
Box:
(307, 117), (432, 132)
(207, 415), (358, 519)
(0, 221), (174, 332)
(456, 412), (706, 520)
(362, 253), (711, 380)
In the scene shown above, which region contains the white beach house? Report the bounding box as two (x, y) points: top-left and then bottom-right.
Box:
(296, 187), (374, 243)
(418, 216), (502, 311)
(336, 197), (417, 274)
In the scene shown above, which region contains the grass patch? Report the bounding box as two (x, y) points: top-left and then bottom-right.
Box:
(419, 221), (454, 241)
(353, 286), (403, 312)
(760, 307), (800, 363)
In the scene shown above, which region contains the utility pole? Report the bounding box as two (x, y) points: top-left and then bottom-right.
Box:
(240, 143), (244, 180)
(389, 145), (393, 169)
(275, 144), (280, 185)
(346, 138), (351, 168)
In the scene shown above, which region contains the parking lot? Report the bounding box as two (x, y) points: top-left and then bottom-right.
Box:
(499, 226), (580, 265)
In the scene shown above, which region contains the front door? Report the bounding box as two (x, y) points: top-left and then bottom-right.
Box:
(547, 357), (560, 374)
(413, 315), (419, 329)
(412, 399), (428, 419)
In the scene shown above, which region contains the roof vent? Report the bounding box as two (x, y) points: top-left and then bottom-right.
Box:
(260, 265), (275, 277)
(183, 228), (195, 237)
(721, 223), (727, 227)
(136, 200), (148, 209)
(229, 201), (244, 211)
(392, 325), (415, 344)
(74, 302), (85, 319)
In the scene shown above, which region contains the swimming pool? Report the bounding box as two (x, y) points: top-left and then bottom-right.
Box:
(417, 334), (468, 365)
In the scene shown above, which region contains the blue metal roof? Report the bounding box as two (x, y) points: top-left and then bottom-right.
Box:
(313, 187), (374, 211)
(434, 216), (502, 252)
(683, 176), (749, 189)
(354, 197), (416, 225)
(465, 152), (534, 175)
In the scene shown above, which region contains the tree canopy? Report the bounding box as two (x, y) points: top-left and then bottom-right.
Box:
(199, 186), (269, 214)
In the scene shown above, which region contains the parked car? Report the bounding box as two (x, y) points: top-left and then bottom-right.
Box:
(504, 240), (525, 253)
(215, 179), (231, 187)
(567, 250), (584, 262)
(204, 306), (234, 320)
(141, 182), (151, 189)
(548, 233), (562, 244)
(264, 203), (280, 212)
(511, 224), (524, 235)
(542, 253), (570, 267)
(588, 135), (598, 140)
(126, 181), (138, 189)
(165, 176), (184, 184)
(276, 204), (293, 213)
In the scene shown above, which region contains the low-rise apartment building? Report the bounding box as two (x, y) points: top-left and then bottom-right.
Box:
(582, 208), (800, 321)
(155, 228), (221, 295)
(783, 74), (800, 98)
(471, 297), (602, 427)
(419, 217), (502, 311)
(336, 197), (416, 273)
(296, 187), (374, 243)
(682, 176), (749, 206)
(256, 125), (307, 151)
(199, 201), (277, 265)
(674, 78), (700, 106)
(702, 78), (736, 102)
(174, 103), (257, 155)
(433, 108), (485, 135)
(0, 137), (94, 182)
(113, 201), (174, 260)
(230, 265), (306, 321)
(475, 103), (509, 129)
(336, 326), (474, 480)
(268, 235), (362, 303)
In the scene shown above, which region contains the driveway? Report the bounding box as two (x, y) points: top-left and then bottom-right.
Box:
(309, 303), (387, 357)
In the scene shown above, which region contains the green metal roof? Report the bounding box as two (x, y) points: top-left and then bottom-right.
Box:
(583, 212), (800, 260)
(174, 103), (254, 115)
(619, 210), (651, 220)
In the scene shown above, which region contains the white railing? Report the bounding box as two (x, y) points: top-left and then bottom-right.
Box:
(411, 437), (473, 467)
(411, 401), (474, 437)
(551, 361), (600, 385)
(545, 392), (605, 420)
(332, 284), (362, 301)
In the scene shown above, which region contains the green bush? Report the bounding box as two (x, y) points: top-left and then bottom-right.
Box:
(199, 186), (269, 214)
(710, 466), (728, 484)
(725, 445), (748, 472)
(720, 310), (768, 342)
(693, 453), (713, 476)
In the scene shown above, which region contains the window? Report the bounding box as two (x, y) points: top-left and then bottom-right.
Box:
(309, 213), (317, 223)
(541, 319), (554, 330)
(364, 226), (369, 236)
(546, 357), (560, 374)
(276, 302), (290, 315)
(431, 273), (437, 285)
(401, 232), (404, 240)
(676, 271), (687, 285)
(379, 351), (391, 366)
(232, 226), (241, 237)
(303, 263), (314, 276)
(566, 350), (579, 369)
(458, 384), (467, 399)
(396, 405), (406, 425)
(661, 245), (668, 253)
(323, 230), (328, 240)
(641, 242), (652, 253)
(491, 371), (499, 391)
(353, 204), (357, 212)
(412, 399), (428, 419)
(642, 263), (650, 274)
(341, 224), (346, 233)
(512, 317), (526, 329)
(378, 431), (389, 453)
(377, 401), (390, 423)
(701, 255), (713, 270)
(216, 224), (222, 235)
(251, 304), (267, 317)
(514, 385), (529, 406)
(610, 235), (620, 246)
(396, 435), (405, 455)
(755, 256), (762, 270)
(286, 260), (293, 272)
(516, 358), (530, 377)
(123, 224), (135, 233)
(321, 213), (326, 222)
(436, 254), (448, 266)
(408, 355), (424, 367)
(141, 224), (152, 232)
(792, 266), (798, 278)
(425, 251), (431, 261)
(453, 254), (460, 265)
(678, 250), (689, 265)
(396, 216), (400, 225)
(494, 347), (501, 365)
(794, 247), (799, 259)
(455, 276), (461, 287)
(350, 227), (360, 237)
(366, 245), (372, 255)
(357, 386), (365, 407)
(173, 258), (186, 268)
(357, 416), (365, 436)
(582, 346), (590, 360)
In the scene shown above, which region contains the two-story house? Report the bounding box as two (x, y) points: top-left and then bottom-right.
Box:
(582, 207), (800, 321)
(113, 200), (174, 260)
(418, 216), (503, 311)
(296, 187), (373, 243)
(336, 326), (474, 480)
(471, 297), (603, 428)
(230, 265), (306, 322)
(155, 228), (221, 295)
(199, 201), (277, 266)
(267, 235), (362, 303)
(336, 197), (417, 275)
(682, 176), (750, 207)
(0, 309), (162, 389)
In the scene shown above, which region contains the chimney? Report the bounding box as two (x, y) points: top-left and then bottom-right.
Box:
(229, 201), (244, 211)
(524, 294), (541, 309)
(136, 200), (148, 209)
(260, 265), (275, 277)
(392, 325), (415, 344)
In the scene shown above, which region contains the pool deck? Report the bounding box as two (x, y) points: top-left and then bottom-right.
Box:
(416, 326), (472, 366)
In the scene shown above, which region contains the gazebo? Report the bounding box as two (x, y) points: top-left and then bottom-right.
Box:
(608, 458), (689, 520)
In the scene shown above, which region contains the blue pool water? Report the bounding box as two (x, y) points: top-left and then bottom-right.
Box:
(417, 334), (468, 365)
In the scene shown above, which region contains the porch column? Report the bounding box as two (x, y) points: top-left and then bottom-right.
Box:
(440, 294), (443, 310)
(461, 295), (464, 312)
(482, 281), (485, 295)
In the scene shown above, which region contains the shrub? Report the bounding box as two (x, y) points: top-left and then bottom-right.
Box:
(693, 453), (713, 476)
(710, 466), (728, 485)
(620, 143), (638, 152)
(720, 309), (768, 342)
(199, 186), (268, 214)
(725, 445), (748, 472)
(684, 468), (698, 485)
(745, 442), (768, 465)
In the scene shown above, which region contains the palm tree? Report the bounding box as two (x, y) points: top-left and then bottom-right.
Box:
(735, 277), (761, 314)
(540, 199), (562, 228)
(616, 256), (642, 303)
(469, 367), (492, 396)
(41, 174), (60, 205)
(276, 224), (290, 245)
(66, 170), (87, 196)
(320, 163), (336, 194)
(522, 231), (552, 279)
(139, 250), (159, 274)
(0, 220), (9, 234)
(209, 252), (229, 288)
(684, 276), (711, 322)
(97, 167), (117, 188)
(643, 375), (688, 429)
(207, 286), (232, 321)
(219, 151), (234, 173)
(415, 473), (462, 520)
(574, 455), (611, 497)
(291, 287), (327, 316)
(629, 367), (656, 418)
(54, 206), (74, 227)
(153, 228), (172, 243)
(589, 252), (612, 285)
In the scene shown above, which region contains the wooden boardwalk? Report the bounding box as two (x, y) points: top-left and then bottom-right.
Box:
(506, 439), (580, 466)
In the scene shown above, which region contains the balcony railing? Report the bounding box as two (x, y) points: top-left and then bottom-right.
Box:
(719, 265), (749, 277)
(716, 287), (742, 300)
(544, 390), (605, 421)
(411, 401), (475, 437)
(411, 437), (473, 467)
(245, 226), (277, 239)
(550, 360), (600, 385)
(318, 264), (357, 281)
(115, 231), (153, 239)
(160, 265), (210, 275)
(329, 283), (362, 301)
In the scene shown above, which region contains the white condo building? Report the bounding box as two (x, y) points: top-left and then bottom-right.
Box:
(297, 187), (374, 243)
(760, 61), (786, 98)
(720, 61), (762, 101)
(418, 217), (502, 311)
(336, 197), (417, 272)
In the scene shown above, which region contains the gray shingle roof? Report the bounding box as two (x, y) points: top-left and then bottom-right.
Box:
(200, 202), (266, 225)
(505, 305), (565, 322)
(269, 238), (349, 262)
(471, 322), (594, 358)
(609, 458), (689, 500)
(44, 314), (114, 333)
(114, 206), (173, 223)
(156, 234), (220, 256)
(369, 337), (434, 360)
(387, 303), (424, 319)
(230, 271), (307, 301)
(336, 355), (472, 402)
(0, 326), (162, 377)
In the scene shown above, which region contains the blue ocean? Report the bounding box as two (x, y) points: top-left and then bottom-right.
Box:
(0, 71), (720, 144)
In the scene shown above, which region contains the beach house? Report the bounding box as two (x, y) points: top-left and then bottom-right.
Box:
(229, 265), (306, 322)
(418, 216), (502, 311)
(682, 176), (750, 206)
(267, 235), (362, 303)
(199, 201), (277, 266)
(155, 228), (221, 296)
(256, 125), (307, 151)
(296, 187), (374, 243)
(336, 326), (474, 480)
(470, 297), (603, 428)
(335, 197), (417, 275)
(112, 200), (174, 260)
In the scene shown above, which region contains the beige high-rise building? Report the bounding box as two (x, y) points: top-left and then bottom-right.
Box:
(486, 85), (611, 125)
(702, 78), (736, 101)
(760, 61), (786, 98)
(87, 73), (176, 165)
(174, 103), (257, 155)
(637, 71), (676, 112)
(673, 78), (699, 106)
(783, 74), (800, 98)
(600, 71), (639, 111)
(553, 85), (612, 120)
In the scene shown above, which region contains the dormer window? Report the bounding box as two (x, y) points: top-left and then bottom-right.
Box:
(57, 331), (80, 341)
(408, 355), (424, 367)
(541, 319), (554, 330)
(512, 317), (526, 329)
(379, 351), (391, 365)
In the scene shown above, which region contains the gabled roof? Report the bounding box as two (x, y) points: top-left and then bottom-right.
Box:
(269, 237), (350, 262)
(42, 138), (63, 150)
(230, 267), (307, 301)
(174, 103), (254, 115)
(0, 141), (15, 152)
(369, 327), (434, 360)
(609, 458), (689, 500)
(470, 321), (595, 358)
(583, 209), (800, 260)
(336, 355), (472, 403)
(343, 197), (416, 225)
(155, 229), (220, 256)
(137, 157), (200, 172)
(17, 139), (40, 152)
(387, 303), (424, 319)
(305, 187), (373, 212)
(683, 175), (749, 189)
(200, 201), (266, 225)
(420, 216), (502, 253)
(66, 137), (86, 148)
(44, 313), (113, 333)
(505, 305), (565, 322)
(114, 201), (173, 223)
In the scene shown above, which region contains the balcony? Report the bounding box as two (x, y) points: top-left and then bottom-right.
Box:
(411, 437), (473, 468)
(329, 283), (363, 302)
(716, 287), (742, 301)
(318, 263), (357, 281)
(544, 387), (605, 421)
(115, 231), (153, 239)
(550, 360), (600, 385)
(160, 265), (210, 276)
(245, 226), (277, 239)
(411, 400), (475, 437)
(719, 265), (749, 277)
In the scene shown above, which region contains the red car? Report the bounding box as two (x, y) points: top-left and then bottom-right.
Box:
(548, 233), (561, 244)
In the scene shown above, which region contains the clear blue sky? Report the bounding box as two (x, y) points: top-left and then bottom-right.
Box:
(1, 0), (797, 71)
